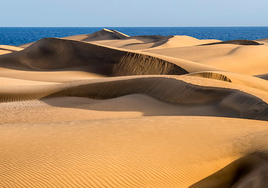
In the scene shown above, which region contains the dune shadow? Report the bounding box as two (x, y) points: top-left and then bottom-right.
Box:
(200, 39), (263, 46)
(255, 74), (268, 81)
(0, 37), (188, 76)
(41, 94), (240, 118)
(190, 151), (268, 188)
(38, 76), (268, 121)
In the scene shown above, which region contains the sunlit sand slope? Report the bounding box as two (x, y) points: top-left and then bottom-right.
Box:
(0, 29), (268, 187)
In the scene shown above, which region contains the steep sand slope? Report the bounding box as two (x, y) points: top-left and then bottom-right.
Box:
(1, 29), (268, 187)
(256, 73), (268, 81)
(1, 75), (268, 121)
(2, 37), (227, 79)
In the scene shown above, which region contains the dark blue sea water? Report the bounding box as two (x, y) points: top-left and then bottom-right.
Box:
(1, 27), (268, 46)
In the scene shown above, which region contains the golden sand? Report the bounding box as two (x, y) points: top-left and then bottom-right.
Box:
(1, 29), (268, 187)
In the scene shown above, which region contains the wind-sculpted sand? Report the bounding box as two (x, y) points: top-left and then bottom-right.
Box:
(1, 29), (268, 187)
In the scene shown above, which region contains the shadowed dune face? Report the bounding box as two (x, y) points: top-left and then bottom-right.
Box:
(0, 38), (188, 76)
(201, 39), (262, 46)
(190, 152), (268, 188)
(256, 74), (268, 81)
(47, 78), (268, 121)
(1, 29), (268, 187)
(0, 76), (267, 121)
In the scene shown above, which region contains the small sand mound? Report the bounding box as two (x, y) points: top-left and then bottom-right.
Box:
(63, 28), (130, 42)
(202, 39), (262, 46)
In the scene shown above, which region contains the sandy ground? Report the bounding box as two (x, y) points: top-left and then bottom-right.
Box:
(1, 28), (268, 188)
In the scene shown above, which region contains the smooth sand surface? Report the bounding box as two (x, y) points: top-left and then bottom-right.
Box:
(0, 45), (23, 55)
(1, 29), (268, 187)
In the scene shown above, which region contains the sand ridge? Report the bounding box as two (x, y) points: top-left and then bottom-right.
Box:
(1, 29), (268, 187)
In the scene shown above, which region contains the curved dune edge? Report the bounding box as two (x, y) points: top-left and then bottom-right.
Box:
(47, 76), (268, 121)
(1, 37), (227, 76)
(199, 44), (268, 75)
(82, 34), (175, 50)
(0, 45), (23, 51)
(1, 76), (267, 121)
(0, 68), (106, 83)
(144, 42), (268, 76)
(1, 116), (268, 188)
(190, 151), (268, 188)
(201, 39), (262, 46)
(18, 28), (130, 48)
(0, 49), (11, 55)
(62, 29), (221, 50)
(0, 45), (23, 55)
(187, 71), (268, 92)
(0, 38), (191, 76)
(256, 38), (268, 43)
(1, 29), (268, 188)
(0, 94), (240, 125)
(63, 28), (130, 42)
(143, 43), (237, 61)
(255, 73), (268, 81)
(187, 72), (232, 82)
(88, 35), (221, 50)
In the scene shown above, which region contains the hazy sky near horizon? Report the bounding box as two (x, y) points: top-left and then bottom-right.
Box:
(1, 0), (267, 27)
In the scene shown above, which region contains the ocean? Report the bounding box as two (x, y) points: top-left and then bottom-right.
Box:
(0, 27), (268, 46)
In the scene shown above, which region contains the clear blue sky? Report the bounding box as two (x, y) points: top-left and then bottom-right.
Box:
(1, 0), (267, 27)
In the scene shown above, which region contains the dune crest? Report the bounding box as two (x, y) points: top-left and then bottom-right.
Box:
(1, 29), (268, 187)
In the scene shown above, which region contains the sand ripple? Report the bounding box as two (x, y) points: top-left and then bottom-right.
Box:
(0, 29), (268, 187)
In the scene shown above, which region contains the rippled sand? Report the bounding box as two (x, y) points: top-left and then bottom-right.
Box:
(1, 29), (268, 187)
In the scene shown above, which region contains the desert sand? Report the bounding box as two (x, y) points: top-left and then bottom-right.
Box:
(1, 29), (268, 188)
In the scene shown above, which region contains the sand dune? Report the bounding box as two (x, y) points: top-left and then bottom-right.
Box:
(256, 73), (268, 81)
(19, 29), (221, 51)
(187, 71), (268, 92)
(0, 45), (23, 55)
(63, 28), (130, 42)
(89, 35), (221, 50)
(256, 38), (268, 43)
(1, 75), (267, 120)
(201, 39), (262, 46)
(0, 49), (11, 55)
(19, 28), (130, 48)
(1, 29), (268, 187)
(146, 43), (268, 75)
(0, 45), (23, 51)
